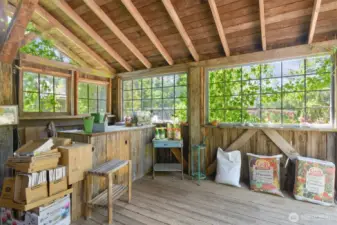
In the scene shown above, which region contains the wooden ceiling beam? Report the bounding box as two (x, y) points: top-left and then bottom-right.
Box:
(162, 0), (199, 62)
(258, 0), (266, 51)
(35, 5), (116, 74)
(82, 0), (152, 69)
(308, 0), (322, 44)
(20, 53), (114, 78)
(53, 0), (133, 72)
(208, 0), (230, 56)
(0, 0), (39, 64)
(121, 0), (174, 65)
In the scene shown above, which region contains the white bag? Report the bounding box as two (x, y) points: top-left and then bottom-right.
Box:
(215, 148), (241, 187)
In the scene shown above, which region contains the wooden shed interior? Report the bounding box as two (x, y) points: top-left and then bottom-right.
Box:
(1, 0), (337, 224)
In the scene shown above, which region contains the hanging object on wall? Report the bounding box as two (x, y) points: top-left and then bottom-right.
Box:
(0, 105), (18, 126)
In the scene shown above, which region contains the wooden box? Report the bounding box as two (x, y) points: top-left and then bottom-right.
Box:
(48, 177), (67, 196)
(14, 176), (48, 204)
(1, 178), (15, 200)
(58, 143), (93, 185)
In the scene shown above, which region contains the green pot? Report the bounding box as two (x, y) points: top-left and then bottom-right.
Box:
(91, 113), (105, 123)
(83, 116), (94, 133)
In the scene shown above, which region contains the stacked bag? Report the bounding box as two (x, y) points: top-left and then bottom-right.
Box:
(215, 147), (335, 206)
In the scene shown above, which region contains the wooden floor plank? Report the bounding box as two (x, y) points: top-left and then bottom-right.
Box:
(72, 175), (337, 225)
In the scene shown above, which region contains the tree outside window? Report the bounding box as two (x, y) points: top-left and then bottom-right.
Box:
(23, 71), (68, 113)
(78, 83), (107, 114)
(208, 55), (333, 126)
(122, 73), (188, 122)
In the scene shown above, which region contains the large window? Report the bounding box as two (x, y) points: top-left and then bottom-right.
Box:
(207, 55), (333, 126)
(78, 83), (107, 114)
(122, 73), (188, 121)
(23, 71), (68, 113)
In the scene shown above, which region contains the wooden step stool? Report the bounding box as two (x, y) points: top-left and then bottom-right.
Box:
(85, 159), (132, 224)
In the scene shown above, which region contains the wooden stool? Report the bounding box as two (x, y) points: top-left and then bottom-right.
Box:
(85, 159), (132, 224)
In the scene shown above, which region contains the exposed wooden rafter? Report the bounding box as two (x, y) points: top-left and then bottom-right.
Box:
(162, 0), (199, 61)
(53, 0), (133, 72)
(83, 0), (152, 69)
(20, 53), (114, 78)
(0, 0), (39, 64)
(121, 0), (174, 65)
(308, 0), (322, 44)
(34, 5), (116, 74)
(208, 0), (230, 56)
(258, 0), (267, 51)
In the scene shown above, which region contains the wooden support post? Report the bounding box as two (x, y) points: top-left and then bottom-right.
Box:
(74, 71), (79, 115)
(85, 173), (92, 219)
(107, 78), (112, 114)
(107, 173), (113, 224)
(128, 160), (132, 203)
(206, 129), (257, 175)
(188, 67), (202, 175)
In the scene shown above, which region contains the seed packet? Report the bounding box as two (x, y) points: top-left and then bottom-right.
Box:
(247, 153), (284, 197)
(294, 156), (335, 206)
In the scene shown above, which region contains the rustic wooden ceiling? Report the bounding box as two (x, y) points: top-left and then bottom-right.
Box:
(21, 0), (337, 73)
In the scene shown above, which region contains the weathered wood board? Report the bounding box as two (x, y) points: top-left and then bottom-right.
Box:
(204, 127), (336, 191)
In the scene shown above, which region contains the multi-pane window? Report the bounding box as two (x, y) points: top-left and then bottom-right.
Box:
(23, 71), (68, 113)
(78, 83), (107, 114)
(122, 73), (188, 121)
(208, 55), (333, 125)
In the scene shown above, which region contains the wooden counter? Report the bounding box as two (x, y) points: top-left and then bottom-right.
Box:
(58, 125), (154, 220)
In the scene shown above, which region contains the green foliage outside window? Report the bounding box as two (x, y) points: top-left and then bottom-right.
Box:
(78, 83), (107, 114)
(122, 73), (188, 122)
(208, 55), (332, 125)
(23, 72), (67, 113)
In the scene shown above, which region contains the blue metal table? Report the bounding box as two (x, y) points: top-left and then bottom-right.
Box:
(152, 138), (184, 180)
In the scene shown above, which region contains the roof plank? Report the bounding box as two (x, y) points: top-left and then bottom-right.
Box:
(162, 0), (199, 61)
(53, 0), (132, 72)
(83, 0), (152, 69)
(259, 0), (267, 50)
(121, 0), (174, 65)
(308, 0), (322, 44)
(208, 0), (230, 56)
(35, 4), (116, 73)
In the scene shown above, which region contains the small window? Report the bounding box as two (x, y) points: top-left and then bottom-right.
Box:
(22, 71), (68, 113)
(207, 55), (333, 126)
(78, 83), (107, 114)
(122, 73), (188, 121)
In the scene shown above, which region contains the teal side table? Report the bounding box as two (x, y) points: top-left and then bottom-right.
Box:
(152, 138), (184, 180)
(191, 144), (206, 185)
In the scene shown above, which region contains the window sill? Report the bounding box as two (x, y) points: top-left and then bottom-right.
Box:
(203, 124), (337, 132)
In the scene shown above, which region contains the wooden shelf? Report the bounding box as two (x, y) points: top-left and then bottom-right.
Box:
(87, 184), (128, 208)
(154, 163), (182, 172)
(0, 188), (73, 211)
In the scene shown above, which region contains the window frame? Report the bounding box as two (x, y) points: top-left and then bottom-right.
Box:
(19, 69), (71, 116)
(121, 73), (188, 122)
(77, 81), (109, 115)
(205, 55), (335, 128)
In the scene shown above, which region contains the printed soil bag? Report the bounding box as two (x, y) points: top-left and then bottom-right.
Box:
(294, 156), (335, 206)
(247, 153), (284, 197)
(215, 148), (241, 187)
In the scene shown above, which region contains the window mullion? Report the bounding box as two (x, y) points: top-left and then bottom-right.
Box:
(38, 73), (41, 113)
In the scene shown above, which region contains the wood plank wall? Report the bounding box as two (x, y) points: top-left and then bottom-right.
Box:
(204, 127), (336, 190)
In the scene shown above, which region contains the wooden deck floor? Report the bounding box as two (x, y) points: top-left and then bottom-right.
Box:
(73, 174), (337, 225)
